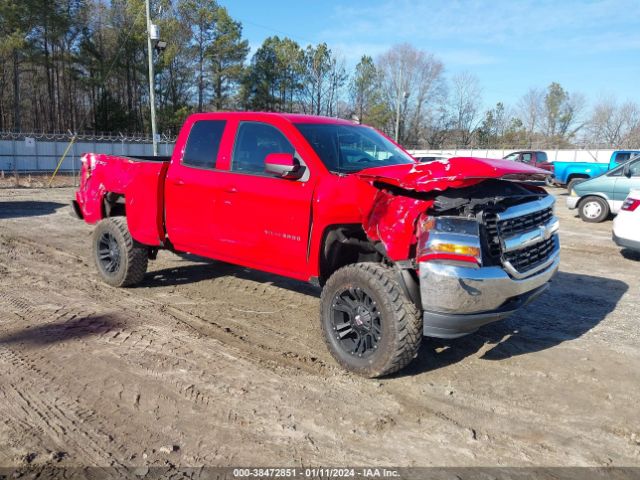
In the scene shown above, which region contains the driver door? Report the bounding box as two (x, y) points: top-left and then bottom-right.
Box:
(211, 121), (315, 278)
(613, 159), (640, 211)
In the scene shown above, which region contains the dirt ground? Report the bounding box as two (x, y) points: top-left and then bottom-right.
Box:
(0, 186), (639, 470)
(0, 173), (77, 189)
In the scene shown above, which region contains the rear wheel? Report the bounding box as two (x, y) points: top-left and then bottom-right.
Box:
(578, 196), (609, 223)
(567, 178), (587, 193)
(320, 263), (422, 377)
(93, 217), (148, 287)
(544, 175), (555, 187)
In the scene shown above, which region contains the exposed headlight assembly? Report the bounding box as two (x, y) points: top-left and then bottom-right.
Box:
(417, 215), (482, 265)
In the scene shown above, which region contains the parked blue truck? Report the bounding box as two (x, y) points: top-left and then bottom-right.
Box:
(554, 150), (640, 191)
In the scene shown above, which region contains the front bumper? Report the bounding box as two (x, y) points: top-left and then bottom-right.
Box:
(418, 249), (559, 338)
(566, 196), (580, 210)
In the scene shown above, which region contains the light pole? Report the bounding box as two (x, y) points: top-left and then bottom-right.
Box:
(145, 0), (158, 156)
(393, 67), (410, 143)
(395, 90), (408, 143)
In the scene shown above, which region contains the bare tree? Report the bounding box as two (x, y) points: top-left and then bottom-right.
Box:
(376, 43), (444, 146)
(449, 71), (482, 146)
(517, 87), (544, 146)
(589, 96), (640, 147)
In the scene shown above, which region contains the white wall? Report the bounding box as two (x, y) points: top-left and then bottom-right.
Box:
(407, 148), (621, 163)
(0, 138), (175, 172)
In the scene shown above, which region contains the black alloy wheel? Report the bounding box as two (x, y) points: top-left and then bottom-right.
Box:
(331, 286), (382, 358)
(98, 231), (121, 274)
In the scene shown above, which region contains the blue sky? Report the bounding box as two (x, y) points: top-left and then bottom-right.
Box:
(224, 0), (640, 110)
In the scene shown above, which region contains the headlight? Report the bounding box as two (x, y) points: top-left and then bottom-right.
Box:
(570, 189), (577, 196)
(417, 215), (482, 265)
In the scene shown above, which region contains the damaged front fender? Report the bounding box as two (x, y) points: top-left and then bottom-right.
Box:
(357, 156), (549, 261)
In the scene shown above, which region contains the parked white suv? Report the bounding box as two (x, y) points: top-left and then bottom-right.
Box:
(613, 190), (640, 253)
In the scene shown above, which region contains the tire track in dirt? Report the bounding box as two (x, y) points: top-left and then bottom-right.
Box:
(3, 188), (640, 466)
(0, 234), (414, 465)
(0, 230), (336, 377)
(0, 348), (133, 470)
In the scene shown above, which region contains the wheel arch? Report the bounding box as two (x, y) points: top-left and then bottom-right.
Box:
(577, 192), (611, 208)
(567, 172), (590, 183)
(102, 191), (126, 218)
(318, 224), (383, 285)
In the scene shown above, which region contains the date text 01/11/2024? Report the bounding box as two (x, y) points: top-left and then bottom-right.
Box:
(232, 467), (400, 477)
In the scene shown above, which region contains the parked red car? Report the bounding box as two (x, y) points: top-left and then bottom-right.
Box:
(503, 151), (555, 186)
(72, 112), (559, 377)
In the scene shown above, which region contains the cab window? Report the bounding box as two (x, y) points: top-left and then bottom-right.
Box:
(182, 120), (226, 169)
(614, 153), (631, 165)
(232, 122), (294, 175)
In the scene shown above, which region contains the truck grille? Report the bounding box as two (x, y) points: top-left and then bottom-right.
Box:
(483, 198), (558, 277)
(503, 236), (557, 273)
(483, 212), (501, 258)
(499, 207), (554, 237)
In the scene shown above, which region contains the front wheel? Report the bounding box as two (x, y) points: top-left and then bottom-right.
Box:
(92, 217), (148, 287)
(578, 196), (609, 223)
(320, 263), (422, 377)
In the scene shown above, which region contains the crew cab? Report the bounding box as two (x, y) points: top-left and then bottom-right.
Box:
(554, 150), (640, 192)
(72, 112), (560, 377)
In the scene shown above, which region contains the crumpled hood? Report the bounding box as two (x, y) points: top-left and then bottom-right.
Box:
(355, 156), (549, 192)
(357, 156), (549, 261)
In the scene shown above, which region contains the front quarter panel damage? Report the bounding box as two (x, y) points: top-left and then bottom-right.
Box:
(357, 156), (549, 262)
(363, 191), (431, 260)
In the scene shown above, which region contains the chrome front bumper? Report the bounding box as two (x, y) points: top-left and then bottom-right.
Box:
(418, 244), (560, 338)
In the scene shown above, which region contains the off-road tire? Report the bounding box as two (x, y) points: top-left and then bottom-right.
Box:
(92, 217), (148, 287)
(320, 263), (422, 377)
(578, 196), (609, 223)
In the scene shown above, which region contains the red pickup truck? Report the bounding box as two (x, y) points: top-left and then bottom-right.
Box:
(72, 112), (560, 377)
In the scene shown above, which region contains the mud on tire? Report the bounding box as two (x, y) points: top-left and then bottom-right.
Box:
(320, 263), (422, 378)
(92, 217), (148, 287)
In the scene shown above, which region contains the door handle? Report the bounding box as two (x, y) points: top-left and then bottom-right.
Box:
(174, 179), (185, 186)
(225, 187), (238, 193)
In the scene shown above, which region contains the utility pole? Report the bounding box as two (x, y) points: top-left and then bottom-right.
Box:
(145, 0), (158, 156)
(394, 70), (408, 143)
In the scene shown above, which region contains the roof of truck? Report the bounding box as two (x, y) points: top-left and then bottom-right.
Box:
(187, 111), (357, 126)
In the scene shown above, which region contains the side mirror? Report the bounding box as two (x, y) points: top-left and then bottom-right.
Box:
(264, 153), (304, 180)
(623, 163), (632, 178)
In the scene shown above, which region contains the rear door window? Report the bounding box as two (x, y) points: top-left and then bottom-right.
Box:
(182, 120), (227, 169)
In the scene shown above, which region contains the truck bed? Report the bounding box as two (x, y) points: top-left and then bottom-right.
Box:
(75, 153), (170, 246)
(119, 155), (172, 162)
(553, 161), (608, 185)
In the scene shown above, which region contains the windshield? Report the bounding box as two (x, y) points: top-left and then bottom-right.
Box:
(295, 123), (415, 173)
